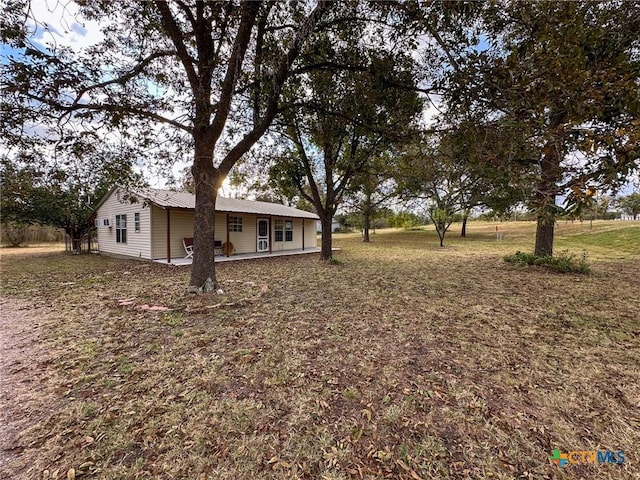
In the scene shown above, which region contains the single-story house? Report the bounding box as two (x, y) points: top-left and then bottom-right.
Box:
(93, 186), (319, 262)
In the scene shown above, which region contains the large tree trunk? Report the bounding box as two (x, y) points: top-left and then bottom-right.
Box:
(534, 212), (555, 257)
(320, 213), (333, 260)
(362, 209), (371, 243)
(189, 148), (220, 293)
(534, 179), (558, 257)
(534, 112), (565, 258)
(66, 226), (83, 254)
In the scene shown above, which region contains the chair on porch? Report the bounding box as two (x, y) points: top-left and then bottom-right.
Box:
(214, 240), (223, 256)
(183, 237), (194, 258)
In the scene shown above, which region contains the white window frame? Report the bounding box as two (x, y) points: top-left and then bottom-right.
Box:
(229, 216), (243, 232)
(285, 220), (293, 242)
(274, 219), (284, 242)
(116, 214), (127, 243)
(134, 212), (140, 233)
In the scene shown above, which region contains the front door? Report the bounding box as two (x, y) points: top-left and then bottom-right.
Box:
(257, 218), (269, 252)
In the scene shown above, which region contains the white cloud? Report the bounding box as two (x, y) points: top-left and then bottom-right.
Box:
(28, 0), (103, 52)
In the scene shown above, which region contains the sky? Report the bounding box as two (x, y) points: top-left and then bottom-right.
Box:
(27, 0), (102, 51)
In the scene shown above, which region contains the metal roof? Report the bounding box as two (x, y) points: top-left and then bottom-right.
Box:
(134, 187), (319, 220)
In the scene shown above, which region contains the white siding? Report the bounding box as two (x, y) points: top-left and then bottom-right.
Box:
(228, 214), (257, 254)
(96, 187), (152, 259)
(97, 187), (318, 260)
(271, 217), (308, 252)
(151, 207), (196, 259)
(215, 214), (227, 246)
(304, 219), (318, 250)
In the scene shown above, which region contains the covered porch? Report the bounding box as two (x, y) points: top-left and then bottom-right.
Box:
(154, 247), (321, 266)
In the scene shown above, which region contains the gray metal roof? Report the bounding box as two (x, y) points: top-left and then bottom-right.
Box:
(135, 187), (319, 219)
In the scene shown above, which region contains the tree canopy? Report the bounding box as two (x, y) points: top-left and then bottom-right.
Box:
(618, 192), (640, 220)
(0, 145), (141, 249)
(268, 40), (423, 258)
(447, 0), (640, 255)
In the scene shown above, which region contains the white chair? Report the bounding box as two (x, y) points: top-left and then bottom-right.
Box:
(183, 237), (194, 258)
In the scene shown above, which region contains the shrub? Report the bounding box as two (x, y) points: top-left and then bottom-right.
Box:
(2, 222), (29, 246)
(503, 250), (590, 274)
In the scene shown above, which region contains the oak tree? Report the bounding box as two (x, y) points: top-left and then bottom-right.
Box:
(2, 0), (332, 292)
(450, 1), (640, 256)
(269, 42), (422, 259)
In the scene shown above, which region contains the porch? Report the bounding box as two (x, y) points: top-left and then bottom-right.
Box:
(154, 247), (321, 266)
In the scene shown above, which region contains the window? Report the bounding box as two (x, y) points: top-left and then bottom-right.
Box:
(274, 219), (283, 242)
(229, 216), (242, 232)
(116, 214), (127, 243)
(285, 220), (293, 242)
(134, 212), (140, 232)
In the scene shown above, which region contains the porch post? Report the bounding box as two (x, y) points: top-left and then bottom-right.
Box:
(226, 213), (230, 257)
(166, 207), (171, 263)
(302, 219), (305, 251)
(269, 215), (272, 254)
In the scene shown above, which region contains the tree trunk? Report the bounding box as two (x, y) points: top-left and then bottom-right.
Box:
(66, 226), (82, 254)
(461, 213), (468, 237)
(533, 161), (560, 257)
(433, 220), (446, 247)
(320, 214), (333, 260)
(534, 111), (565, 258)
(362, 209), (371, 243)
(534, 213), (555, 257)
(189, 148), (220, 293)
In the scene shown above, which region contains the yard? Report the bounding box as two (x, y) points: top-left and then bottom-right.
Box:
(1, 220), (639, 479)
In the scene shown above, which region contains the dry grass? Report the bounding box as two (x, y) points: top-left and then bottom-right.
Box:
(1, 220), (639, 479)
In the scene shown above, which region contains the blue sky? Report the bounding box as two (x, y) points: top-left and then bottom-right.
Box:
(0, 43), (25, 65)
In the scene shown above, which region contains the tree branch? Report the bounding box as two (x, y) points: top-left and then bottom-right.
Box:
(155, 0), (199, 93)
(25, 92), (192, 133)
(218, 0), (333, 176)
(208, 1), (260, 143)
(425, 22), (460, 71)
(291, 122), (323, 208)
(71, 51), (175, 107)
(175, 0), (197, 31)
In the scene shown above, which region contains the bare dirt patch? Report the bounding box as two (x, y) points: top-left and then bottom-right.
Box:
(0, 299), (64, 478)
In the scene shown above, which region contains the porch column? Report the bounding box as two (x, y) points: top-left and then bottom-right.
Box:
(302, 219), (305, 251)
(226, 213), (230, 257)
(269, 215), (272, 254)
(166, 207), (171, 263)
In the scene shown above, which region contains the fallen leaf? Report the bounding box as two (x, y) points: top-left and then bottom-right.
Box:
(361, 408), (372, 422)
